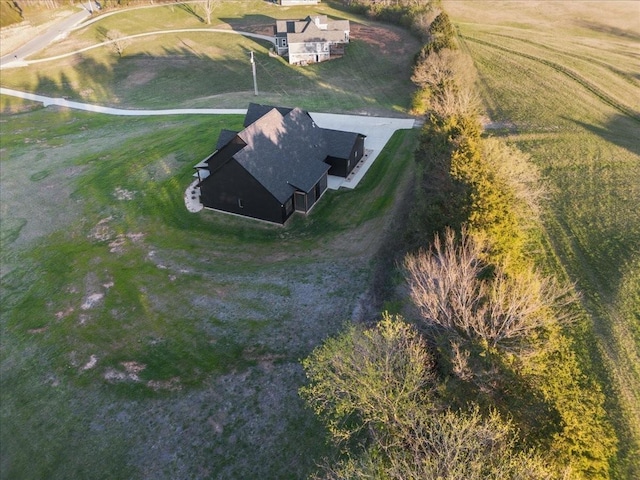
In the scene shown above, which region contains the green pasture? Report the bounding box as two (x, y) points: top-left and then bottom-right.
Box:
(0, 102), (417, 478)
(1, 5), (421, 474)
(1, 1), (419, 113)
(449, 1), (640, 476)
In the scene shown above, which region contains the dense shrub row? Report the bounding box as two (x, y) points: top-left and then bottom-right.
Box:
(409, 12), (617, 478)
(339, 0), (440, 39)
(302, 6), (618, 479)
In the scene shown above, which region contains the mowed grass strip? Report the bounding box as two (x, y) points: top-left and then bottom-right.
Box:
(448, 1), (640, 475)
(1, 2), (419, 113)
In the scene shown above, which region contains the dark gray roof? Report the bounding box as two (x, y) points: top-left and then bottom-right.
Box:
(206, 105), (365, 203)
(244, 103), (293, 127)
(323, 128), (365, 159)
(216, 129), (239, 150)
(234, 108), (330, 203)
(275, 16), (349, 44)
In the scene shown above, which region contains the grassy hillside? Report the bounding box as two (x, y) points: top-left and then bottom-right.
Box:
(0, 104), (418, 478)
(0, 1), (23, 28)
(445, 1), (640, 476)
(0, 1), (420, 113)
(0, 2), (424, 477)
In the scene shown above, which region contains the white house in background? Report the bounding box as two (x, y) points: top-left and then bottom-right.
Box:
(274, 15), (350, 65)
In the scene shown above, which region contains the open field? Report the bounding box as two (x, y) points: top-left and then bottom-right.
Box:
(0, 1), (420, 114)
(445, 1), (640, 476)
(0, 3), (421, 477)
(0, 105), (418, 478)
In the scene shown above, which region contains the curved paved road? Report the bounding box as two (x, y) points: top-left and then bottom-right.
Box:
(0, 87), (247, 115)
(0, 5), (275, 69)
(0, 7), (416, 190)
(0, 5), (93, 67)
(0, 87), (416, 190)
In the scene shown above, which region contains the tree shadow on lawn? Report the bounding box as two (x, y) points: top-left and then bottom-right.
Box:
(554, 114), (640, 301)
(17, 46), (264, 108)
(569, 113), (640, 158)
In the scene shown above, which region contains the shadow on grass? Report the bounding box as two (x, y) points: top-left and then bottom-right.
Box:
(574, 19), (640, 43)
(570, 113), (640, 157)
(177, 2), (205, 23)
(219, 14), (276, 34)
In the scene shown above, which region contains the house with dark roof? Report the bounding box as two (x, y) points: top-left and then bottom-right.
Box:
(194, 103), (365, 224)
(274, 15), (350, 65)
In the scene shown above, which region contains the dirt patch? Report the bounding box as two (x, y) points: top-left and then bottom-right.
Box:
(122, 69), (157, 88)
(82, 354), (99, 370)
(104, 361), (146, 383)
(352, 22), (414, 58)
(81, 292), (104, 310)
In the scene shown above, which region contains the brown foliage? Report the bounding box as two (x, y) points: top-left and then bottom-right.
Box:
(404, 227), (575, 354)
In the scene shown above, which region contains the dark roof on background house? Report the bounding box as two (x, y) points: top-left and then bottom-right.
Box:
(244, 103), (293, 127)
(275, 15), (350, 43)
(323, 129), (363, 158)
(219, 107), (330, 203)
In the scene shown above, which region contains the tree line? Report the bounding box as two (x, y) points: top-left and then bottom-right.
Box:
(301, 3), (617, 479)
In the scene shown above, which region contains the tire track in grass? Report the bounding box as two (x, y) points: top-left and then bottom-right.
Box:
(546, 215), (640, 472)
(460, 35), (640, 123)
(483, 32), (639, 89)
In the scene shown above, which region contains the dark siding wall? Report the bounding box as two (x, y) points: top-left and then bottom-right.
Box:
(293, 173), (328, 213)
(325, 156), (348, 177)
(200, 159), (287, 224)
(353, 135), (366, 163)
(325, 135), (366, 178)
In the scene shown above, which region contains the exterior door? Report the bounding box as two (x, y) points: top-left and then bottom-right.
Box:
(294, 191), (307, 212)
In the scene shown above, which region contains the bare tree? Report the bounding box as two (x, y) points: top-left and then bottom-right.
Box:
(201, 0), (219, 25)
(105, 29), (130, 58)
(412, 49), (479, 117)
(482, 138), (546, 220)
(404, 227), (575, 354)
(412, 48), (458, 89)
(313, 407), (557, 480)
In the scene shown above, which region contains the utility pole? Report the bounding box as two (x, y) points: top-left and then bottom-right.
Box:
(250, 51), (258, 96)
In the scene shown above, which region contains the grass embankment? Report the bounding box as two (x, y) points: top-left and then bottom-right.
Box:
(0, 1), (419, 113)
(446, 1), (640, 476)
(0, 1), (22, 28)
(0, 102), (417, 478)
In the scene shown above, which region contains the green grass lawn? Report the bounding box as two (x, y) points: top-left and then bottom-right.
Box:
(0, 1), (413, 476)
(446, 1), (640, 476)
(0, 1), (419, 113)
(0, 100), (417, 478)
